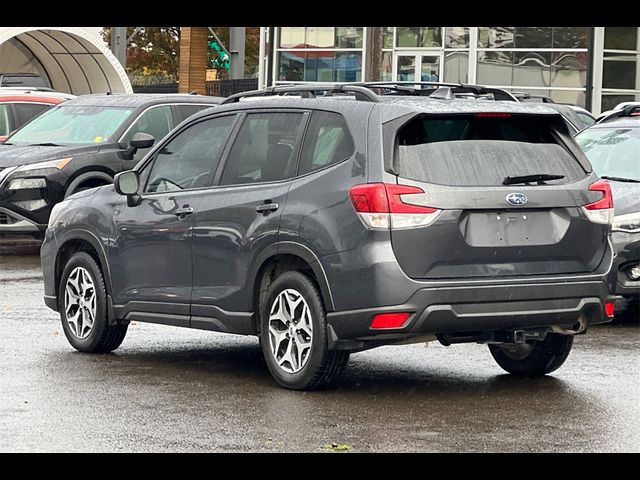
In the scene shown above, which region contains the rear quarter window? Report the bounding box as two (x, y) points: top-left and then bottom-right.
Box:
(395, 114), (587, 186)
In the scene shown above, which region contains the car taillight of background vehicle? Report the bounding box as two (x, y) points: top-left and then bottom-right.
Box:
(581, 179), (613, 225)
(348, 183), (442, 230)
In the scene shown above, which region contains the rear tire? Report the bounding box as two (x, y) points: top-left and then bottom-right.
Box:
(59, 252), (128, 353)
(488, 333), (573, 377)
(259, 270), (349, 390)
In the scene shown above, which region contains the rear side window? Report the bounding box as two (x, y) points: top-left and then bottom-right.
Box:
(173, 104), (214, 124)
(299, 111), (354, 175)
(395, 114), (586, 186)
(220, 112), (305, 185)
(13, 103), (50, 129)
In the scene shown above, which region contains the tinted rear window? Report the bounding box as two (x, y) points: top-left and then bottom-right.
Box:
(395, 114), (586, 186)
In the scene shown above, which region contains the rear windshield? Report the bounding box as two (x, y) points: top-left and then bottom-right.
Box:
(394, 114), (586, 186)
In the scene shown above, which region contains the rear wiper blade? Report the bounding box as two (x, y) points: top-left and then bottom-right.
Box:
(503, 174), (565, 185)
(600, 175), (640, 183)
(28, 142), (61, 147)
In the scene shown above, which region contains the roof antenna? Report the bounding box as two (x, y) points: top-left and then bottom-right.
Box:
(106, 91), (112, 95)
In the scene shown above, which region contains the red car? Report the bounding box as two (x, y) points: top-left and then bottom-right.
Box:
(0, 88), (75, 142)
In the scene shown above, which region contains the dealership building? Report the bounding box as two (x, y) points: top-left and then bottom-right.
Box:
(258, 27), (640, 114)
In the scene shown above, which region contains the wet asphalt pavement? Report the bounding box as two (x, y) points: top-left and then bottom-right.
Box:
(1, 251), (639, 452)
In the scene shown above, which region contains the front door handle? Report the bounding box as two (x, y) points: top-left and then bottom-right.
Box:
(174, 206), (194, 218)
(256, 202), (279, 213)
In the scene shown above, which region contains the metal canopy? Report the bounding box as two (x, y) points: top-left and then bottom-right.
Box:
(0, 27), (132, 95)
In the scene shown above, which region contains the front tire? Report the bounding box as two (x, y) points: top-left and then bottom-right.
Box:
(488, 333), (574, 377)
(59, 252), (128, 353)
(259, 271), (349, 390)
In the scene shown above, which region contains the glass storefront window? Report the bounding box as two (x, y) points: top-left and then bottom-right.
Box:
(515, 27), (552, 49)
(601, 93), (640, 112)
(336, 27), (363, 48)
(396, 27), (441, 48)
(553, 27), (589, 49)
(382, 51), (393, 81)
(444, 51), (469, 83)
(278, 51), (361, 82)
(279, 27), (363, 49)
(603, 52), (638, 90)
(478, 27), (514, 49)
(279, 27), (305, 48)
(445, 27), (469, 48)
(477, 50), (512, 84)
(383, 27), (393, 49)
(479, 27), (588, 49)
(550, 52), (588, 88)
(305, 27), (335, 48)
(604, 27), (638, 51)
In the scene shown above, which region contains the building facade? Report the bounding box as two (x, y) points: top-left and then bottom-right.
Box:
(259, 27), (640, 114)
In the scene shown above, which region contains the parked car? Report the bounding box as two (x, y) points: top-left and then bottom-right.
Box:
(505, 92), (595, 134)
(0, 93), (221, 236)
(0, 73), (51, 89)
(575, 106), (640, 317)
(41, 84), (616, 390)
(0, 88), (75, 142)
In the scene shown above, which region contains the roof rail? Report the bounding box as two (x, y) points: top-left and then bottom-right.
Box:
(220, 84), (379, 104)
(355, 81), (518, 102)
(511, 92), (556, 103)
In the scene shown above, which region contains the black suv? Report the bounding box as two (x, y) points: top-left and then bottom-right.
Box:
(41, 84), (617, 390)
(0, 93), (221, 236)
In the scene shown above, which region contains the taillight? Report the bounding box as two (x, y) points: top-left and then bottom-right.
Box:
(605, 301), (615, 318)
(349, 183), (442, 230)
(370, 312), (411, 329)
(581, 179), (613, 225)
(474, 112), (512, 118)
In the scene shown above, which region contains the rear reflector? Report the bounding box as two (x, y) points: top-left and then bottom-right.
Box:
(474, 112), (512, 117)
(349, 183), (442, 230)
(582, 179), (613, 225)
(370, 312), (411, 329)
(605, 301), (615, 318)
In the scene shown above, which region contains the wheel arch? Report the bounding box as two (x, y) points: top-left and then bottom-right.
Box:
(65, 170), (114, 198)
(54, 230), (112, 307)
(251, 242), (335, 332)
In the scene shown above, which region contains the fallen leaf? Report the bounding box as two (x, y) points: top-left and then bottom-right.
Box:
(322, 443), (352, 452)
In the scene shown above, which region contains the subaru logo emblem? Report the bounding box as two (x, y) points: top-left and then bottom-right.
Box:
(506, 193), (528, 206)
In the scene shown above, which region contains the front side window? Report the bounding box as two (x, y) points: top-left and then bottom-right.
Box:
(220, 113), (305, 185)
(8, 105), (134, 145)
(299, 111), (353, 175)
(0, 104), (12, 136)
(123, 105), (174, 145)
(576, 126), (640, 181)
(146, 115), (235, 193)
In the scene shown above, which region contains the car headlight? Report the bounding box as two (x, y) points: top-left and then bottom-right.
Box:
(14, 157), (72, 173)
(7, 177), (47, 190)
(612, 212), (640, 233)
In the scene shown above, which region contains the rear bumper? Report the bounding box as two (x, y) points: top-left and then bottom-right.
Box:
(327, 280), (614, 342)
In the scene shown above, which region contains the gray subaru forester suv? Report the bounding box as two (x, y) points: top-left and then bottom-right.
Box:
(41, 84), (617, 390)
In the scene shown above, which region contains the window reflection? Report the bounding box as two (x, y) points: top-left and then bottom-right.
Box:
(278, 51), (361, 82)
(444, 51), (468, 83)
(397, 27), (441, 48)
(279, 27), (363, 49)
(445, 27), (469, 48)
(604, 27), (638, 51)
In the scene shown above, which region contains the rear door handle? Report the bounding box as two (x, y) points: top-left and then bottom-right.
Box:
(256, 202), (279, 213)
(174, 206), (194, 218)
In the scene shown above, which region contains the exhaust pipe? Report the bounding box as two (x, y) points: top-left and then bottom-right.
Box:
(551, 314), (588, 335)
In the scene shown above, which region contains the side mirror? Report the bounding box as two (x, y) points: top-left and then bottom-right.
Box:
(118, 132), (155, 160)
(130, 132), (155, 149)
(114, 170), (141, 207)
